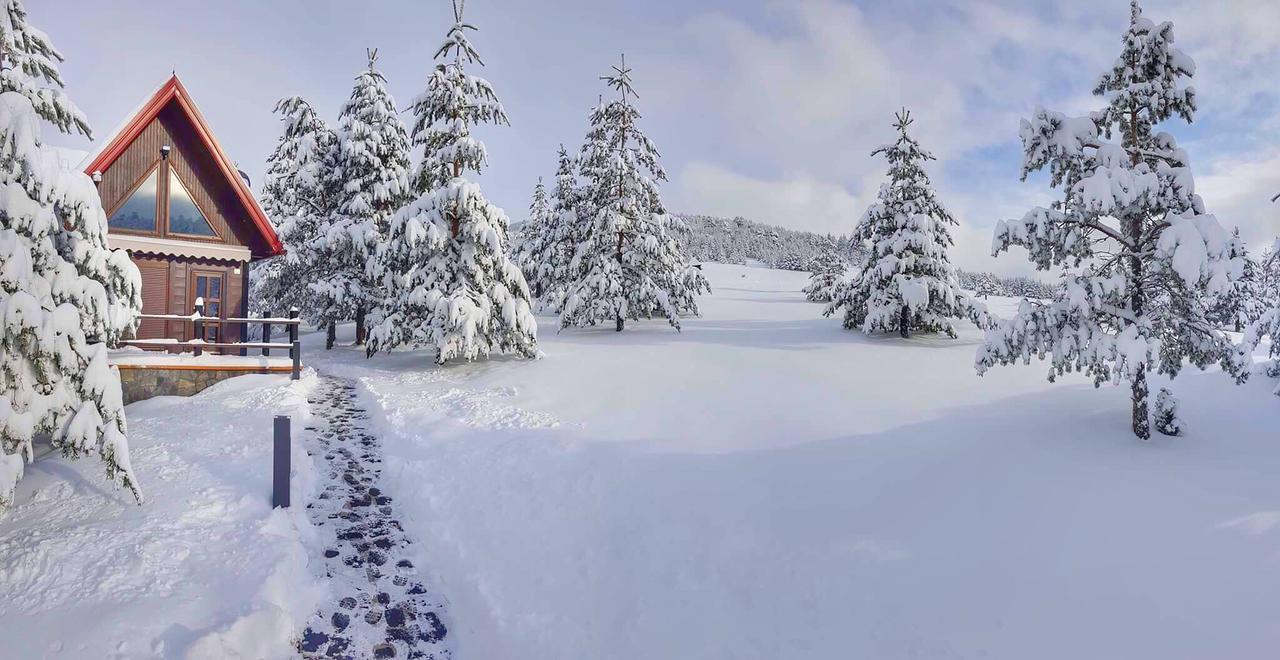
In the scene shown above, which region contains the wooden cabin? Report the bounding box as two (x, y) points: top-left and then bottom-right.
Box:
(81, 75), (283, 346)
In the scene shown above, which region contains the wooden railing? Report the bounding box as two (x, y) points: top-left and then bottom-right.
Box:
(121, 303), (302, 380)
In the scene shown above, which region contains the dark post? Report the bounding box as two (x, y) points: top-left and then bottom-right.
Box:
(272, 415), (290, 508)
(262, 321), (272, 357)
(288, 307), (300, 345)
(291, 340), (301, 381)
(192, 299), (204, 357)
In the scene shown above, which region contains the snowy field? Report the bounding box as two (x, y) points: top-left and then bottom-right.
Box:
(0, 262), (1277, 659)
(310, 263), (1280, 660)
(0, 374), (325, 659)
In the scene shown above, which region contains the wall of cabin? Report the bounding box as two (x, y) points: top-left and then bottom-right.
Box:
(129, 254), (248, 348)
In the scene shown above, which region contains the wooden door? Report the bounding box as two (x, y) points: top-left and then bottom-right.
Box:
(191, 270), (225, 343)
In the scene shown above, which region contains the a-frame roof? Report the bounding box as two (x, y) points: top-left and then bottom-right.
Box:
(82, 74), (283, 257)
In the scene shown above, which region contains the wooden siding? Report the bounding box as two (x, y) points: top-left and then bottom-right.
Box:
(99, 103), (269, 255)
(135, 259), (169, 339)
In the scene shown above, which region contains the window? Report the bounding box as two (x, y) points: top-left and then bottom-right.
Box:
(168, 169), (216, 236)
(108, 169), (159, 231)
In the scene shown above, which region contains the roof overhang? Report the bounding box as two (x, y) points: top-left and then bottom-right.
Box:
(82, 75), (284, 257)
(107, 233), (253, 263)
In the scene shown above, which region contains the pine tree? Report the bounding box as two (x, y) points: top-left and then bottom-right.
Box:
(0, 1), (89, 137)
(974, 273), (1003, 299)
(0, 2), (141, 509)
(1207, 229), (1267, 332)
(825, 109), (980, 338)
(803, 244), (846, 303)
(250, 96), (339, 319)
(367, 2), (537, 365)
(560, 56), (708, 332)
(514, 177), (554, 299)
(976, 2), (1244, 439)
(312, 49), (411, 348)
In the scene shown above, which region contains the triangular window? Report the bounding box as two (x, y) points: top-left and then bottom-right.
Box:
(108, 169), (159, 232)
(167, 170), (216, 236)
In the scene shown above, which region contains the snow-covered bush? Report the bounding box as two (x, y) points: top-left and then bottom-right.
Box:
(825, 109), (983, 338)
(560, 56), (709, 332)
(0, 0), (142, 509)
(976, 2), (1245, 439)
(1153, 388), (1183, 436)
(367, 5), (537, 365)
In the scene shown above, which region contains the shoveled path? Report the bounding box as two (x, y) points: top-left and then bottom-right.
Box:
(298, 375), (452, 659)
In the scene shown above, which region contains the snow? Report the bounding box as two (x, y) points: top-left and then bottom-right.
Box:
(0, 373), (324, 659)
(304, 263), (1280, 659)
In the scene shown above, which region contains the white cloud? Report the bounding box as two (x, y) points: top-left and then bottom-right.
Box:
(1196, 149), (1280, 249)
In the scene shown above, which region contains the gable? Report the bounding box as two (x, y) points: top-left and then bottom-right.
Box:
(84, 75), (282, 259)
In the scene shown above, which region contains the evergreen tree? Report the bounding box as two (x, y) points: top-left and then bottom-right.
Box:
(368, 2), (537, 365)
(514, 177), (554, 299)
(974, 273), (1003, 299)
(0, 2), (141, 509)
(0, 1), (89, 137)
(825, 109), (980, 338)
(976, 2), (1244, 439)
(560, 56), (708, 332)
(313, 49), (411, 348)
(250, 96), (339, 319)
(1207, 229), (1267, 332)
(803, 244), (846, 303)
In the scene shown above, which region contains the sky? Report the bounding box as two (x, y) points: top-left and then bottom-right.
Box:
(36, 0), (1280, 275)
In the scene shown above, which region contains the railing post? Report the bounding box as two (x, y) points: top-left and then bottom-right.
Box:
(192, 297), (204, 357)
(273, 415), (290, 508)
(263, 320), (272, 357)
(288, 307), (299, 345)
(291, 340), (301, 381)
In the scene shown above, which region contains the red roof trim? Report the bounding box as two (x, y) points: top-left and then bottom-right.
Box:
(84, 75), (284, 257)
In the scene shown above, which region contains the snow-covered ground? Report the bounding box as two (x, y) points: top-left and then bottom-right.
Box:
(307, 263), (1280, 660)
(1, 262), (1276, 659)
(0, 374), (325, 659)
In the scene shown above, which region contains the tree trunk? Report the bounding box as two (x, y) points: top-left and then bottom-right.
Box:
(1131, 370), (1150, 440)
(616, 315), (624, 332)
(354, 306), (367, 346)
(325, 320), (336, 350)
(899, 306), (910, 338)
(1125, 106), (1150, 440)
(616, 229), (624, 332)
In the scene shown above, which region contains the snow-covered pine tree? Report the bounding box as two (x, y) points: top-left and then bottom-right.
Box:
(1207, 228), (1267, 332)
(312, 49), (411, 348)
(514, 176), (554, 298)
(975, 273), (1003, 299)
(560, 56), (708, 332)
(803, 244), (846, 303)
(539, 144), (582, 312)
(825, 109), (980, 338)
(367, 2), (536, 365)
(250, 96), (339, 319)
(0, 2), (142, 509)
(0, 1), (89, 137)
(976, 2), (1244, 439)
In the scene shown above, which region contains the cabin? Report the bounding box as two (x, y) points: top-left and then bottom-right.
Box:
(80, 74), (283, 346)
(75, 75), (299, 403)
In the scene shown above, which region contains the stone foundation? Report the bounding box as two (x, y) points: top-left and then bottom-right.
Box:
(117, 366), (291, 405)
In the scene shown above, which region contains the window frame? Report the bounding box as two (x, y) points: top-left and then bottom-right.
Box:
(163, 165), (221, 241)
(105, 158), (163, 236)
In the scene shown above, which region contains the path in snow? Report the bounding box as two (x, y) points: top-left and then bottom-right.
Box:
(298, 375), (451, 659)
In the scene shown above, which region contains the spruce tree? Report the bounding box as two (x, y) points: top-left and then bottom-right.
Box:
(250, 96), (339, 319)
(514, 177), (554, 299)
(803, 244), (846, 303)
(1207, 228), (1267, 332)
(825, 109), (979, 338)
(976, 2), (1244, 439)
(0, 1), (142, 509)
(560, 56), (708, 332)
(367, 2), (537, 365)
(313, 49), (411, 348)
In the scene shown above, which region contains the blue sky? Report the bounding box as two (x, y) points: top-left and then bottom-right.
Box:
(36, 0), (1280, 273)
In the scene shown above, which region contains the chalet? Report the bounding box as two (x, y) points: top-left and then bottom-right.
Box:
(80, 74), (283, 346)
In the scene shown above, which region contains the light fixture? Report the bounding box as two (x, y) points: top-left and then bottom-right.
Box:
(91, 171), (102, 184)
(160, 145), (171, 160)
